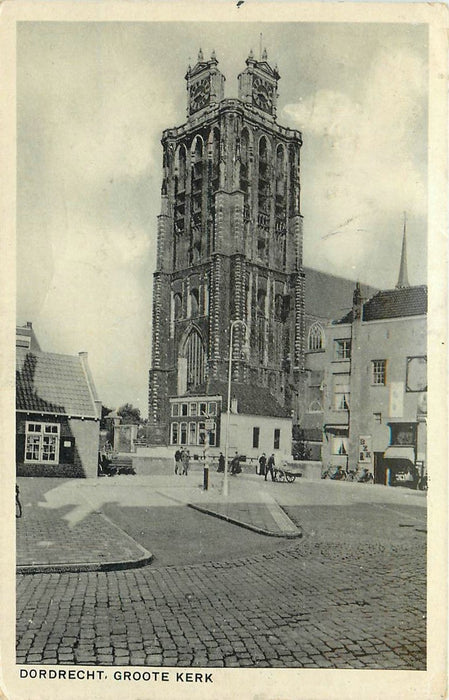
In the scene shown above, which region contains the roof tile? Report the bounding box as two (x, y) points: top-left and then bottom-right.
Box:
(16, 349), (97, 417)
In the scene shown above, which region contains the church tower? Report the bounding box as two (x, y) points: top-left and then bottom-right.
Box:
(148, 49), (305, 446)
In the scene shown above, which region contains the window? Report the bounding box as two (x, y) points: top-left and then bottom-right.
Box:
(274, 428), (280, 450)
(199, 402), (207, 416)
(208, 402), (217, 416)
(253, 427), (260, 449)
(331, 436), (348, 455)
(335, 339), (351, 360)
(171, 403), (179, 417)
(171, 422), (179, 444)
(208, 429), (216, 447)
(25, 422), (60, 463)
(373, 412), (382, 424)
(180, 422), (187, 445)
(189, 422), (197, 445)
(333, 375), (350, 410)
(198, 422), (206, 445)
(308, 323), (325, 351)
(181, 403), (188, 416)
(190, 288), (199, 317)
(189, 403), (197, 417)
(174, 293), (183, 320)
(372, 360), (387, 385)
(185, 329), (206, 389)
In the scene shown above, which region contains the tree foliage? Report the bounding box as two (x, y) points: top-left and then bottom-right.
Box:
(117, 403), (141, 425)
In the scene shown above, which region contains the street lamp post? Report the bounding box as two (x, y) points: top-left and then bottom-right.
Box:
(223, 319), (248, 498)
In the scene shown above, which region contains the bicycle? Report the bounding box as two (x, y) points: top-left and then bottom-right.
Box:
(16, 484), (22, 519)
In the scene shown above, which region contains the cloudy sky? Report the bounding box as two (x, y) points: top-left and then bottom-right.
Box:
(17, 21), (428, 415)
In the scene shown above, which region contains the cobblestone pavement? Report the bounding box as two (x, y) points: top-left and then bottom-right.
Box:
(16, 502), (426, 669)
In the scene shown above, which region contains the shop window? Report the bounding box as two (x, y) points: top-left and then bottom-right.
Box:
(372, 359), (387, 385)
(25, 422), (60, 463)
(334, 339), (351, 360)
(274, 428), (280, 450)
(253, 427), (260, 449)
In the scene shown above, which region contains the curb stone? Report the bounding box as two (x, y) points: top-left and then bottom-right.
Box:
(188, 502), (303, 539)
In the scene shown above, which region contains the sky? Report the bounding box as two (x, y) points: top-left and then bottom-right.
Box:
(17, 21), (428, 416)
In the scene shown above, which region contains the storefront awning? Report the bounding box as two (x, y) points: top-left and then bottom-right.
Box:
(324, 424), (349, 435)
(383, 446), (415, 462)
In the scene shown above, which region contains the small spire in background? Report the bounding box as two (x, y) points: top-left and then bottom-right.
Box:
(248, 48), (254, 59)
(211, 49), (217, 61)
(198, 48), (204, 61)
(396, 212), (410, 289)
(262, 47), (268, 61)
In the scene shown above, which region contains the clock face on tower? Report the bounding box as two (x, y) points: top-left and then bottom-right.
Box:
(190, 78), (211, 114)
(252, 76), (274, 113)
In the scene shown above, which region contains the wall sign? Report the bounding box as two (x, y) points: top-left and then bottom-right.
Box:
(359, 435), (372, 463)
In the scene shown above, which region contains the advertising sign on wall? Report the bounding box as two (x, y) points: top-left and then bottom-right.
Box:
(358, 435), (372, 463)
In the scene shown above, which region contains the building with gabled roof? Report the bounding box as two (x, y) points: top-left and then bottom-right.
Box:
(321, 228), (427, 486)
(16, 322), (101, 478)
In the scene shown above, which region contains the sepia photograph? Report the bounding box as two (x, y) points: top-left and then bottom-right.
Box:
(1, 2), (447, 699)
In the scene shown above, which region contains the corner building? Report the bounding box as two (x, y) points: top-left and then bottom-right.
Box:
(148, 50), (304, 446)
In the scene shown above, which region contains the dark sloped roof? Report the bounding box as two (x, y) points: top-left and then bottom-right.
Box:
(182, 379), (291, 418)
(362, 285), (427, 321)
(16, 349), (97, 417)
(303, 267), (377, 321)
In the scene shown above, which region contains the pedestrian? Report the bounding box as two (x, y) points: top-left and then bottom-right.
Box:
(174, 448), (182, 475)
(230, 451), (241, 475)
(265, 453), (276, 481)
(182, 449), (190, 476)
(258, 452), (267, 477)
(217, 452), (225, 472)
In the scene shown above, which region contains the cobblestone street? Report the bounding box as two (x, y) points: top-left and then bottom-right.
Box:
(16, 485), (426, 669)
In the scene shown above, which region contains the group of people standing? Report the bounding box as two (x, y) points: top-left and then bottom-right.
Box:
(174, 448), (190, 475)
(258, 452), (276, 481)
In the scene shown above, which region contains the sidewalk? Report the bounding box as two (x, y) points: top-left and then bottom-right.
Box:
(16, 471), (301, 573)
(16, 478), (153, 574)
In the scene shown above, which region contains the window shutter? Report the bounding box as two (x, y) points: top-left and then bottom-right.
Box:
(59, 436), (75, 464)
(16, 434), (25, 462)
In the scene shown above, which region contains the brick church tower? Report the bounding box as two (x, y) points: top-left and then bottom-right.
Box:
(148, 49), (305, 446)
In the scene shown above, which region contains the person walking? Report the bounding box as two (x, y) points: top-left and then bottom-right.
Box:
(265, 453), (276, 481)
(182, 449), (190, 476)
(217, 452), (225, 473)
(230, 451), (241, 475)
(258, 452), (267, 477)
(174, 448), (182, 475)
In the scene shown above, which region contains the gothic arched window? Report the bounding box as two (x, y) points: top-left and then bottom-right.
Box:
(185, 329), (206, 389)
(190, 288), (199, 317)
(308, 322), (325, 351)
(174, 293), (183, 320)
